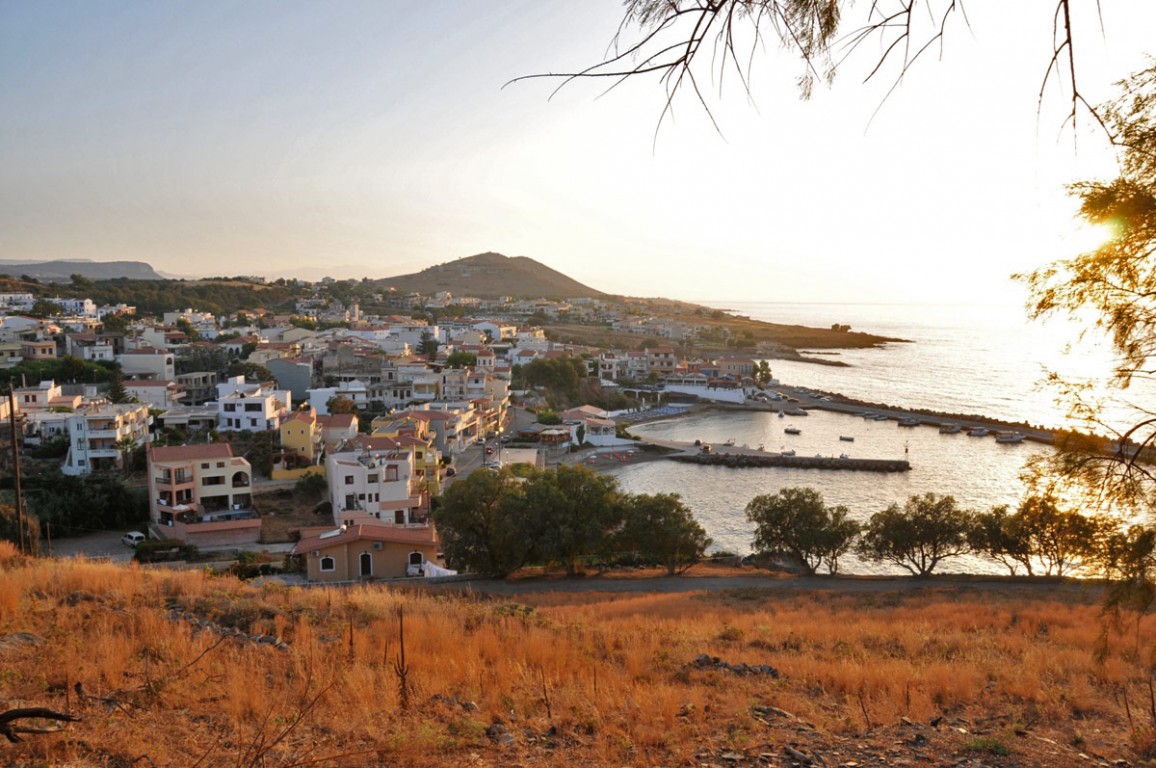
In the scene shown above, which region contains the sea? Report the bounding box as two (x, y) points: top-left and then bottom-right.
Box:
(603, 300), (1135, 574)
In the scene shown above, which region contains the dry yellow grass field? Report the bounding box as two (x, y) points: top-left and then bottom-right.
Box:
(1, 542), (1151, 766)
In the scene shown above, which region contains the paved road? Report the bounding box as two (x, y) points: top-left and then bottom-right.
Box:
(396, 571), (1105, 600)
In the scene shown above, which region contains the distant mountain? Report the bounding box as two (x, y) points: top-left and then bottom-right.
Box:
(0, 259), (164, 282)
(375, 252), (607, 299)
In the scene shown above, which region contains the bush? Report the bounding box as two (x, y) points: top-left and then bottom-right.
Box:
(135, 539), (198, 563)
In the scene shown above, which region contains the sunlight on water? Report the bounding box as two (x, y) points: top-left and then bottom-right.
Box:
(609, 409), (1050, 575)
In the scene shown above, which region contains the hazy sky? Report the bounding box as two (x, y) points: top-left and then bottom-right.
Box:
(1, 1), (1152, 305)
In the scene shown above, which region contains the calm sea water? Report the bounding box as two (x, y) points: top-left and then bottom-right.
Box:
(605, 301), (1125, 574)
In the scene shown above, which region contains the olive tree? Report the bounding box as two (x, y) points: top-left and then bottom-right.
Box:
(745, 486), (860, 575)
(857, 493), (977, 577)
(617, 492), (711, 574)
(432, 468), (532, 577)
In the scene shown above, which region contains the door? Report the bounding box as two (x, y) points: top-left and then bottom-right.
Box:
(359, 552), (372, 578)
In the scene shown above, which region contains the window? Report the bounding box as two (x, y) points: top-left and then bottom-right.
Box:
(320, 556), (336, 573)
(385, 465), (399, 482)
(344, 475), (354, 485)
(367, 474), (378, 484)
(201, 463), (209, 469)
(217, 462), (225, 468)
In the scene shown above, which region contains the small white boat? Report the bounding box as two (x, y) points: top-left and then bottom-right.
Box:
(839, 435), (854, 442)
(872, 414), (890, 421)
(968, 427), (990, 437)
(939, 424), (961, 434)
(780, 449), (796, 457)
(784, 426), (801, 435)
(778, 410), (786, 418)
(995, 432), (1026, 444)
(897, 418), (920, 427)
(839, 453), (850, 460)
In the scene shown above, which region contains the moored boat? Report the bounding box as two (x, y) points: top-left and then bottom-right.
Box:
(995, 432), (1025, 443)
(839, 435), (855, 442)
(784, 427), (802, 435)
(968, 427), (990, 437)
(897, 418), (920, 427)
(938, 424), (961, 434)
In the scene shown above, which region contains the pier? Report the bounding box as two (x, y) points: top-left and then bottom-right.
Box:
(672, 452), (910, 472)
(635, 437), (911, 472)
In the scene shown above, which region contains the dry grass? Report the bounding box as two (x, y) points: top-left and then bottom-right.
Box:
(1, 547), (1150, 766)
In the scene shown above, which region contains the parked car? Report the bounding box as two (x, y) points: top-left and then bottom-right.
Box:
(445, 466), (457, 477)
(121, 531), (146, 548)
(485, 447), (494, 455)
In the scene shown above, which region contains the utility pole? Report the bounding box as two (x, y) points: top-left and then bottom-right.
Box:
(8, 387), (25, 555)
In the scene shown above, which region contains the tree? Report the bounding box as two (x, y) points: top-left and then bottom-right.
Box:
(1019, 63), (1156, 512)
(617, 493), (711, 574)
(971, 505), (1033, 576)
(524, 1), (1102, 131)
(433, 469), (532, 577)
(327, 395), (357, 415)
(522, 464), (622, 576)
(225, 361), (273, 382)
(106, 371), (129, 404)
(857, 493), (977, 577)
(417, 331), (440, 361)
(755, 360), (774, 388)
(745, 487), (859, 575)
(445, 351), (477, 369)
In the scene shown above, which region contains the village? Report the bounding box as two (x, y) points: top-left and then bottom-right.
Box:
(0, 281), (788, 580)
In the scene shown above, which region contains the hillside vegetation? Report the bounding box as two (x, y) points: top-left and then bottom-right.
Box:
(375, 252), (607, 299)
(0, 545), (1146, 766)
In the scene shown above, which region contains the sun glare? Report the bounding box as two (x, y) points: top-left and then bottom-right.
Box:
(1065, 219), (1120, 255)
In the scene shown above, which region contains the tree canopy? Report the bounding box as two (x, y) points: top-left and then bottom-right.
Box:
(523, 1), (1104, 132)
(1019, 63), (1156, 513)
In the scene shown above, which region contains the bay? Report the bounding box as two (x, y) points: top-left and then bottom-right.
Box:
(604, 300), (1115, 574)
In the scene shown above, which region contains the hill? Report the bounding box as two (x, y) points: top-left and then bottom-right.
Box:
(0, 545), (1139, 766)
(0, 259), (164, 282)
(376, 252), (607, 299)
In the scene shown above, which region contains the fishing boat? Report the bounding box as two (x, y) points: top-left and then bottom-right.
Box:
(839, 435), (855, 442)
(784, 426), (802, 435)
(968, 427), (990, 437)
(780, 449), (796, 457)
(995, 432), (1026, 444)
(778, 410), (786, 418)
(871, 414), (890, 421)
(897, 417), (920, 427)
(938, 424), (961, 434)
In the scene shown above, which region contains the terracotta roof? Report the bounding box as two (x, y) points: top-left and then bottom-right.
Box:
(293, 523), (436, 554)
(317, 413), (356, 429)
(149, 443), (235, 462)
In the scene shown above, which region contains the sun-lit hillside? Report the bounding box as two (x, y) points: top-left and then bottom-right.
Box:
(0, 544), (1146, 766)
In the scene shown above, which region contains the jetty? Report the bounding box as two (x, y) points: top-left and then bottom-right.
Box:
(675, 452), (910, 472)
(636, 437), (910, 472)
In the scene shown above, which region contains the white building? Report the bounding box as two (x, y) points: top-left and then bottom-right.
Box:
(326, 437), (429, 529)
(62, 403), (152, 476)
(215, 376), (291, 432)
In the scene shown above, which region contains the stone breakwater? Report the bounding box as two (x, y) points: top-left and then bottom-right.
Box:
(672, 453), (911, 472)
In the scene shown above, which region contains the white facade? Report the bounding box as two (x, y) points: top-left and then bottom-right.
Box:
(62, 403), (152, 476)
(326, 446), (426, 528)
(215, 376), (291, 432)
(119, 349), (176, 380)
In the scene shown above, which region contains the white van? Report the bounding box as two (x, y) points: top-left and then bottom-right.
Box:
(121, 531), (146, 548)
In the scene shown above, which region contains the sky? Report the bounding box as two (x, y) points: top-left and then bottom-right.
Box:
(1, 1), (1153, 306)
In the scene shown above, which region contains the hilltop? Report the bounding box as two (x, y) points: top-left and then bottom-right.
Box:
(0, 259), (164, 282)
(374, 252), (608, 299)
